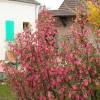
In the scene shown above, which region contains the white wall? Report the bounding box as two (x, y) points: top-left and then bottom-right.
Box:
(0, 1), (40, 60)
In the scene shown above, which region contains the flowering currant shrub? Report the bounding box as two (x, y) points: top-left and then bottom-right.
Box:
(4, 7), (100, 100)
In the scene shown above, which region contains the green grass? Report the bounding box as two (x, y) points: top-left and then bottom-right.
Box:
(0, 82), (100, 100)
(0, 83), (16, 100)
(96, 89), (100, 100)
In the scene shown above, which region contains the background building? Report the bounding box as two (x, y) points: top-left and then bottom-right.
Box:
(0, 0), (40, 60)
(50, 0), (79, 49)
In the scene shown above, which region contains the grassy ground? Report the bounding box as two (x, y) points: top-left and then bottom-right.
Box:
(0, 82), (100, 100)
(96, 88), (100, 100)
(0, 82), (16, 100)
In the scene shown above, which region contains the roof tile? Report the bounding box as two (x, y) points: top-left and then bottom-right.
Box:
(51, 0), (80, 16)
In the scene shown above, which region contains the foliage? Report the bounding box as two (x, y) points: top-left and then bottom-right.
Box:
(3, 6), (100, 100)
(87, 1), (100, 28)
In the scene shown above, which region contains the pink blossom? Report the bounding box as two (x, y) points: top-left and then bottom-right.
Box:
(83, 80), (89, 87)
(68, 93), (72, 98)
(39, 96), (46, 100)
(84, 93), (88, 98)
(48, 92), (53, 100)
(72, 85), (78, 91)
(74, 60), (81, 65)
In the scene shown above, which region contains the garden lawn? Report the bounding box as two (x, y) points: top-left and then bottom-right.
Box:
(0, 83), (16, 100)
(96, 86), (100, 100)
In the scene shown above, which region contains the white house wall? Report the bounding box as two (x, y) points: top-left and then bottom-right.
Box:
(0, 1), (40, 60)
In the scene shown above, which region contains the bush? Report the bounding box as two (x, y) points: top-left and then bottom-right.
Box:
(4, 5), (100, 100)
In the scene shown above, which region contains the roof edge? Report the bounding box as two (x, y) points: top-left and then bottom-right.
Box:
(9, 0), (40, 5)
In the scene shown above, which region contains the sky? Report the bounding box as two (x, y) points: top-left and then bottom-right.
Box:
(37, 0), (64, 10)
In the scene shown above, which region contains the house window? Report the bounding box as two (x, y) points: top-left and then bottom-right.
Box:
(5, 20), (14, 41)
(23, 22), (30, 31)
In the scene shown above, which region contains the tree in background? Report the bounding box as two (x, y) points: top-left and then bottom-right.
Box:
(87, 0), (100, 29)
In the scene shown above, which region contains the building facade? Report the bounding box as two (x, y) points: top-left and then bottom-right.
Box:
(0, 0), (40, 60)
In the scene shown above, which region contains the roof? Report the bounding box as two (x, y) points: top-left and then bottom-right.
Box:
(59, 0), (80, 11)
(51, 0), (80, 17)
(9, 0), (40, 5)
(50, 9), (75, 17)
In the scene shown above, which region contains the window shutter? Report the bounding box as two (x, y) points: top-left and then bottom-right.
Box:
(6, 20), (14, 41)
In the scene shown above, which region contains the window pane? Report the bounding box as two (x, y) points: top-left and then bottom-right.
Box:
(6, 20), (14, 41)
